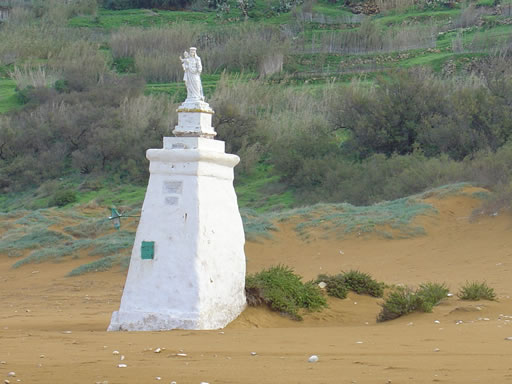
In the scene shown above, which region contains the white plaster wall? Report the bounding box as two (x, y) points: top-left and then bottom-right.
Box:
(108, 138), (246, 331)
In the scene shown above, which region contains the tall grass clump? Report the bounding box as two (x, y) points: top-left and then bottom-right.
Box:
(110, 25), (200, 82)
(375, 0), (416, 12)
(415, 282), (450, 311)
(458, 281), (496, 300)
(377, 282), (449, 322)
(309, 20), (437, 54)
(245, 265), (327, 320)
(110, 24), (290, 82)
(9, 65), (57, 89)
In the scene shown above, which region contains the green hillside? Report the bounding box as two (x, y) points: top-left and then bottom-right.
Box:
(0, 0), (511, 214)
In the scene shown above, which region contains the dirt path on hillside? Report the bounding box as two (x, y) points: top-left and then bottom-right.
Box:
(2, 188), (512, 384)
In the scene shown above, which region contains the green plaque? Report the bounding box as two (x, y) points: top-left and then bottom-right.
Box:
(141, 241), (154, 260)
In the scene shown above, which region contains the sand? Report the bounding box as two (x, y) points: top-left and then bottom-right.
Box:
(2, 188), (512, 383)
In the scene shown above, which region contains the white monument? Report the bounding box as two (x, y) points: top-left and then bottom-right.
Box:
(108, 48), (247, 331)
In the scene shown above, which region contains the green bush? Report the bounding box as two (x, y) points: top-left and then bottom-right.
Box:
(377, 286), (422, 322)
(48, 190), (77, 207)
(245, 265), (327, 320)
(377, 282), (449, 322)
(316, 270), (384, 299)
(342, 270), (385, 297)
(458, 281), (496, 301)
(316, 273), (349, 299)
(112, 57), (136, 74)
(415, 282), (449, 312)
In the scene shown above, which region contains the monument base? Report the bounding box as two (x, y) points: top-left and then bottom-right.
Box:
(108, 298), (246, 331)
(107, 136), (247, 332)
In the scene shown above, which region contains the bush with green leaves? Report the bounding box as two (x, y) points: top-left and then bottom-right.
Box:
(316, 270), (384, 299)
(342, 270), (385, 297)
(245, 265), (327, 320)
(316, 273), (349, 299)
(458, 281), (496, 301)
(377, 282), (449, 322)
(415, 282), (450, 312)
(377, 286), (420, 322)
(48, 190), (77, 207)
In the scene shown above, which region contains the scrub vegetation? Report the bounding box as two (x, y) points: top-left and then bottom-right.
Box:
(458, 281), (496, 300)
(0, 0), (511, 274)
(377, 282), (450, 322)
(316, 270), (385, 299)
(245, 265), (327, 320)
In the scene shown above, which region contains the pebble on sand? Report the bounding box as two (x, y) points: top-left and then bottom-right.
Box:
(118, 364), (127, 368)
(112, 351), (120, 355)
(505, 337), (512, 341)
(154, 348), (162, 353)
(250, 352), (257, 356)
(308, 355), (319, 363)
(7, 373), (15, 378)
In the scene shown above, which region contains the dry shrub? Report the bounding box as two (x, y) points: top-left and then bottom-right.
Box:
(297, 10), (364, 24)
(10, 65), (57, 89)
(201, 25), (291, 75)
(111, 25), (200, 82)
(375, 0), (416, 12)
(451, 4), (488, 29)
(49, 41), (109, 90)
(310, 20), (437, 54)
(110, 24), (290, 81)
(502, 3), (512, 17)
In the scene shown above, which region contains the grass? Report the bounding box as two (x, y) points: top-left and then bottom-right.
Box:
(286, 196), (436, 239)
(374, 7), (460, 26)
(235, 164), (296, 212)
(0, 78), (22, 114)
(69, 8), (219, 29)
(0, 227), (71, 254)
(458, 281), (496, 300)
(245, 265), (327, 320)
(377, 282), (449, 322)
(240, 208), (278, 241)
(67, 255), (121, 276)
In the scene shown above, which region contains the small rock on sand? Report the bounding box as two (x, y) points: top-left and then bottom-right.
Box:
(308, 355), (319, 363)
(505, 337), (512, 341)
(118, 364), (127, 368)
(7, 373), (15, 378)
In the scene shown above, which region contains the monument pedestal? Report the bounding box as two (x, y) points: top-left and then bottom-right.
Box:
(108, 105), (246, 331)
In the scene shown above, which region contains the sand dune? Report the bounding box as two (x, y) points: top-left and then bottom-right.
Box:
(1, 187), (512, 383)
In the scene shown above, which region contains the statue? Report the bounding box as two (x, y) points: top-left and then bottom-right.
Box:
(180, 47), (204, 102)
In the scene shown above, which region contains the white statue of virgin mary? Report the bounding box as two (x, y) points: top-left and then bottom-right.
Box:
(180, 47), (204, 102)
